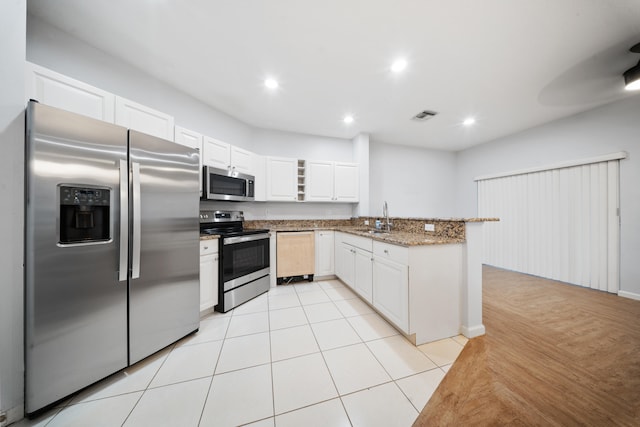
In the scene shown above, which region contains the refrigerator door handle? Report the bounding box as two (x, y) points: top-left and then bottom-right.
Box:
(131, 161), (141, 279)
(118, 159), (129, 281)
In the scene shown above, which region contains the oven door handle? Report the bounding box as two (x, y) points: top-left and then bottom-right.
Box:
(223, 233), (270, 245)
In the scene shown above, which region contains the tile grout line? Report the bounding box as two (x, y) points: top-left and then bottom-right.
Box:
(197, 309), (232, 426)
(119, 341), (178, 426)
(33, 280), (462, 427)
(267, 291), (277, 425)
(295, 282), (355, 427)
(361, 335), (434, 408)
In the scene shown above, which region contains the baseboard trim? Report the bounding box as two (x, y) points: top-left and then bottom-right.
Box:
(461, 324), (486, 339)
(618, 290), (640, 301)
(313, 274), (337, 281)
(1, 404), (24, 427)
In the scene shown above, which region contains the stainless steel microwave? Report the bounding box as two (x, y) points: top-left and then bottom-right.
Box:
(202, 166), (255, 201)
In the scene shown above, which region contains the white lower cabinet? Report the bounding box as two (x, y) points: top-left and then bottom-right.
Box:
(333, 232), (463, 344)
(372, 255), (409, 333)
(354, 248), (373, 303)
(334, 232), (372, 301)
(314, 230), (335, 277)
(199, 240), (219, 313)
(335, 241), (355, 287)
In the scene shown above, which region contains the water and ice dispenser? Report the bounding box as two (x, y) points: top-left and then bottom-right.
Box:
(59, 185), (111, 244)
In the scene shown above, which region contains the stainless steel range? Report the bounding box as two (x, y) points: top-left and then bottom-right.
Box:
(200, 210), (270, 312)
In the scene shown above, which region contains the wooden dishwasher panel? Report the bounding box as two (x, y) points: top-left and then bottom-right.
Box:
(276, 231), (315, 278)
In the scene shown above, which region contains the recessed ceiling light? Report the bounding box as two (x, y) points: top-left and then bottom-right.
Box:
(463, 117), (476, 126)
(391, 59), (407, 73)
(264, 78), (279, 89)
(343, 115), (354, 124)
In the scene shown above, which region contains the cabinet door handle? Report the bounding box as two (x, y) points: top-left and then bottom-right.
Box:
(384, 249), (389, 254)
(214, 256), (218, 261)
(203, 246), (208, 250)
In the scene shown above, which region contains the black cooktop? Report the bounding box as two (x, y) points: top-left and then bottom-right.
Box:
(200, 227), (270, 237)
(199, 209), (269, 238)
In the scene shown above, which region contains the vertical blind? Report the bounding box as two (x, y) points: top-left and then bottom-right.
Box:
(477, 158), (620, 293)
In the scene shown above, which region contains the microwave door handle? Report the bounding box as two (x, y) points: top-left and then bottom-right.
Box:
(118, 159), (129, 281)
(131, 161), (141, 279)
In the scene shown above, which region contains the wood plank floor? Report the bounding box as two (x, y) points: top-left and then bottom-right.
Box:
(414, 265), (640, 426)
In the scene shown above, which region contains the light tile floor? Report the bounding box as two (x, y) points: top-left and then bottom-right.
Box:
(18, 279), (467, 427)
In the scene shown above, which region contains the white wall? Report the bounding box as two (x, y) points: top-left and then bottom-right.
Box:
(201, 201), (354, 220)
(353, 133), (370, 217)
(369, 142), (457, 217)
(26, 15), (253, 148)
(27, 15), (360, 222)
(0, 1), (26, 424)
(455, 94), (640, 297)
(250, 128), (353, 160)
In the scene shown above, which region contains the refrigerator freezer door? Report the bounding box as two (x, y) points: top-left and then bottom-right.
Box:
(128, 130), (200, 364)
(25, 102), (129, 414)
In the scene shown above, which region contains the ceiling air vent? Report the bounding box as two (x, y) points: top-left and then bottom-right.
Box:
(411, 110), (438, 121)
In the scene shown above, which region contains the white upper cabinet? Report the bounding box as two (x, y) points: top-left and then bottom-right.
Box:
(115, 96), (174, 140)
(252, 154), (267, 202)
(306, 161), (334, 201)
(174, 126), (202, 149)
(306, 161), (359, 202)
(334, 162), (359, 202)
(266, 156), (298, 201)
(202, 137), (253, 175)
(231, 146), (253, 174)
(26, 63), (175, 141)
(26, 62), (115, 122)
(174, 126), (203, 196)
(202, 137), (231, 170)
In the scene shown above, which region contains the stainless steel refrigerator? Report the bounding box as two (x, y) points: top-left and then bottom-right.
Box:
(25, 101), (200, 414)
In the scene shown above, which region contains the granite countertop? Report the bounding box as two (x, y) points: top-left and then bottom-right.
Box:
(381, 217), (499, 222)
(199, 234), (220, 241)
(219, 217), (497, 246)
(255, 225), (464, 246)
(341, 228), (465, 246)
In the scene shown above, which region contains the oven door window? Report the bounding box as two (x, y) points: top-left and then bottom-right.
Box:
(223, 237), (270, 282)
(210, 174), (246, 197)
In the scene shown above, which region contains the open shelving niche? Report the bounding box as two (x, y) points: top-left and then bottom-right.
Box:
(297, 159), (305, 201)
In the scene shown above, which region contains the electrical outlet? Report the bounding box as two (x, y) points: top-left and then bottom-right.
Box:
(424, 223), (435, 232)
(364, 220), (369, 225)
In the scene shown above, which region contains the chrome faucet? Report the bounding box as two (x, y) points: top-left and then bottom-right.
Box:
(383, 201), (392, 232)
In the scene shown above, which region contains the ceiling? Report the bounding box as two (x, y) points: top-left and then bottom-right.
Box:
(27, 0), (640, 151)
